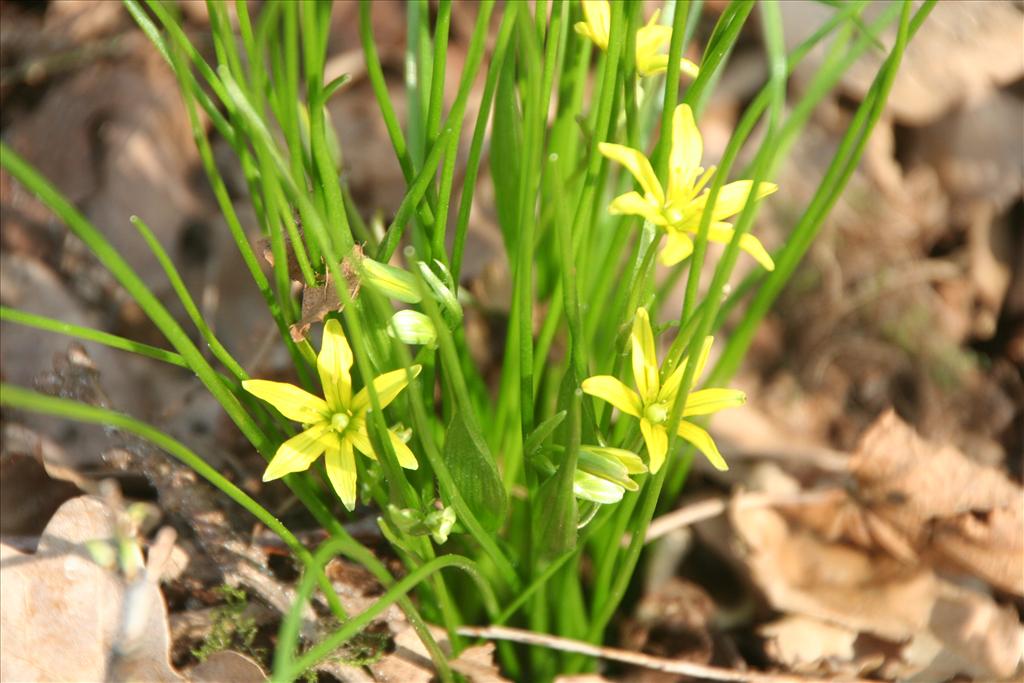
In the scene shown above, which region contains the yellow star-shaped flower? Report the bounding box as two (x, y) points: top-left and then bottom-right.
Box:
(581, 308), (744, 473)
(243, 319), (420, 510)
(574, 1), (700, 79)
(599, 104), (778, 270)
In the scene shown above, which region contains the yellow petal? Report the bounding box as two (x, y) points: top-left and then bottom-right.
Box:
(242, 380), (329, 424)
(598, 143), (665, 205)
(684, 388), (746, 417)
(659, 230), (693, 266)
(388, 430), (419, 470)
(706, 224), (776, 271)
(318, 319), (353, 410)
(325, 437), (358, 511)
(668, 104), (702, 202)
(676, 420), (728, 471)
(352, 365), (422, 413)
(263, 423), (332, 481)
(637, 54), (669, 77)
(658, 336), (714, 402)
(349, 422), (374, 457)
(581, 375), (642, 417)
(679, 57), (700, 79)
(640, 418), (668, 474)
(635, 23), (670, 76)
(631, 307), (660, 401)
(693, 180), (778, 222)
(609, 191), (667, 226)
(580, 0), (610, 49)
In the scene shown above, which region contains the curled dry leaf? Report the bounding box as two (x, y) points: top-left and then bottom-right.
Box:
(850, 410), (1024, 596)
(0, 496), (180, 682)
(256, 233), (363, 340)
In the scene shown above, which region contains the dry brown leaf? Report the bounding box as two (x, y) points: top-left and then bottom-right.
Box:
(731, 500), (937, 641)
(0, 496), (180, 682)
(850, 410), (1024, 596)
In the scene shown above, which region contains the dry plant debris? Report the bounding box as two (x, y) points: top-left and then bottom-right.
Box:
(729, 411), (1024, 681)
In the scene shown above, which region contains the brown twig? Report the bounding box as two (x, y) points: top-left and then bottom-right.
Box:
(457, 625), (876, 683)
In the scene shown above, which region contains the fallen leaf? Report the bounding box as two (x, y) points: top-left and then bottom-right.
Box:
(0, 496), (180, 682)
(850, 410), (1024, 596)
(189, 650), (265, 682)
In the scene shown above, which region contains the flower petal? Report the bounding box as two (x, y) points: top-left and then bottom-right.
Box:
(598, 143), (665, 205)
(263, 423), (332, 481)
(679, 58), (700, 79)
(706, 223), (776, 271)
(242, 380), (329, 424)
(640, 419), (668, 474)
(580, 0), (610, 49)
(318, 319), (353, 410)
(659, 230), (694, 266)
(631, 308), (660, 401)
(325, 437), (358, 511)
(676, 420), (728, 471)
(349, 422), (374, 458)
(668, 104), (702, 202)
(609, 191), (667, 226)
(581, 376), (642, 417)
(693, 180), (778, 222)
(351, 365), (422, 413)
(658, 336), (714, 402)
(684, 388), (746, 417)
(388, 429), (419, 470)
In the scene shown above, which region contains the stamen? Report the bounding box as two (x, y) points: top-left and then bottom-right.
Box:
(693, 165), (717, 195)
(331, 412), (351, 432)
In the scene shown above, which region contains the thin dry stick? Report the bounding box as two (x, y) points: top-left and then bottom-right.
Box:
(458, 625), (875, 683)
(644, 489), (846, 544)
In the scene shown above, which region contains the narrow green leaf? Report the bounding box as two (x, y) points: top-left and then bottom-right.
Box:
(443, 410), (507, 532)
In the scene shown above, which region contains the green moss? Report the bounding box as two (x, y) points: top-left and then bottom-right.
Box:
(191, 585), (266, 664)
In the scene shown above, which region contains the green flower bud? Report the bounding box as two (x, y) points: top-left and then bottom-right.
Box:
(573, 470), (625, 505)
(387, 310), (437, 347)
(361, 258), (422, 304)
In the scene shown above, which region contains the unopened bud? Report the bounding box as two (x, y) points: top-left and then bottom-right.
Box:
(387, 310), (437, 347)
(361, 258), (422, 304)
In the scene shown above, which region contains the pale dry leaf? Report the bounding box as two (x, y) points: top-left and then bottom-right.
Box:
(370, 621), (510, 683)
(0, 496), (180, 682)
(850, 410), (1024, 595)
(760, 615), (859, 673)
(835, 1), (1023, 125)
(730, 500), (936, 641)
(189, 650), (266, 682)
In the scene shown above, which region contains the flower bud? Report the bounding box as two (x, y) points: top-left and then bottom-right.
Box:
(573, 470), (625, 505)
(417, 260), (462, 322)
(387, 310), (437, 347)
(360, 258), (422, 304)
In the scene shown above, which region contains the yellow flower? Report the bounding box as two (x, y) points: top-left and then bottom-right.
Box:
(243, 319), (420, 510)
(599, 104), (778, 270)
(581, 308), (744, 473)
(574, 1), (700, 79)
